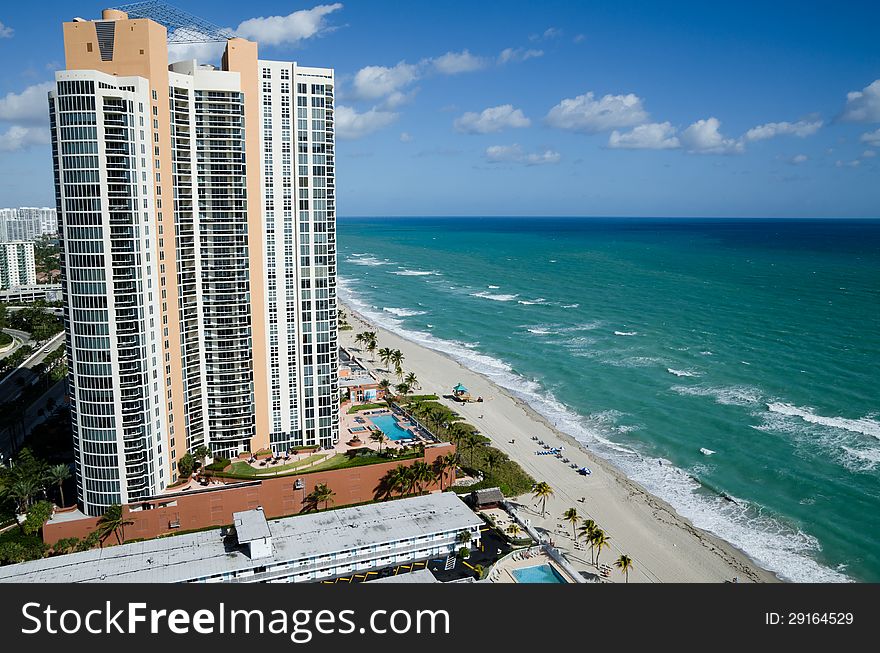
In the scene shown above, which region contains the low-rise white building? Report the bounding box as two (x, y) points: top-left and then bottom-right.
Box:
(0, 493), (483, 583)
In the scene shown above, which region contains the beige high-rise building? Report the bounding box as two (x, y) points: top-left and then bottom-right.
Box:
(50, 7), (339, 516)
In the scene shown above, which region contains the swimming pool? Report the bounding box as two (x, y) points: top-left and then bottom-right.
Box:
(371, 414), (413, 441)
(511, 564), (568, 584)
(349, 426), (367, 432)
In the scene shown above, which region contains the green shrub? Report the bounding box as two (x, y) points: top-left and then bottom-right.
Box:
(205, 458), (231, 472)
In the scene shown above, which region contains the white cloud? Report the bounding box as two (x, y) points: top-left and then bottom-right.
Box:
(380, 89), (418, 110)
(679, 117), (743, 154)
(485, 144), (561, 165)
(0, 82), (54, 125)
(0, 21), (13, 38)
(608, 122), (680, 150)
(428, 50), (488, 75)
(835, 159), (861, 168)
(744, 120), (823, 141)
(0, 125), (49, 151)
(454, 104), (530, 134)
(351, 61), (420, 101)
(861, 128), (880, 146)
(168, 5), (343, 64)
(790, 154), (808, 165)
(841, 79), (880, 122)
(531, 27), (562, 41)
(168, 41), (226, 65)
(399, 132), (412, 143)
(545, 92), (649, 133)
(862, 149), (876, 159)
(573, 34), (586, 44)
(498, 47), (544, 64)
(335, 105), (398, 139)
(236, 3), (343, 46)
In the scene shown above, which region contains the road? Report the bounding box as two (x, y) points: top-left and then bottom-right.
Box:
(0, 378), (67, 461)
(0, 330), (65, 397)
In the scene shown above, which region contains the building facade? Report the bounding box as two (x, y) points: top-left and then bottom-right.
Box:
(0, 207), (58, 242)
(49, 8), (339, 515)
(0, 241), (37, 289)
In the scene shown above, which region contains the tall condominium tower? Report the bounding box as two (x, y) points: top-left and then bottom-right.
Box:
(49, 7), (338, 516)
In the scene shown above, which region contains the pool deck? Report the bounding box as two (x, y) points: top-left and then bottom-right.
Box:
(340, 404), (424, 447)
(488, 549), (576, 584)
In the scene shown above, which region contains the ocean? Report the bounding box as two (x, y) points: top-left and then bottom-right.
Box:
(336, 217), (880, 582)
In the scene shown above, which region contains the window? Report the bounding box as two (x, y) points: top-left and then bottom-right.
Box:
(87, 42), (93, 53)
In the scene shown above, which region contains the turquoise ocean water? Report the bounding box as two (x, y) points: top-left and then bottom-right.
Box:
(337, 218), (880, 582)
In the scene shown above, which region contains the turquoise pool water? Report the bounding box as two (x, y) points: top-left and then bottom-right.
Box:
(371, 414), (413, 441)
(512, 564), (568, 584)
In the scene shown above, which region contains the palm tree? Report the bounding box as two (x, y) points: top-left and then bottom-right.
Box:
(456, 530), (472, 546)
(354, 332), (365, 351)
(365, 332), (378, 361)
(369, 430), (387, 454)
(377, 378), (391, 399)
(485, 448), (507, 473)
(46, 464), (71, 508)
(506, 523), (522, 538)
(395, 382), (411, 397)
(404, 371), (419, 391)
(531, 481), (554, 517)
(409, 461), (435, 493)
(615, 554), (634, 583)
(579, 519), (597, 564)
(390, 349), (404, 379)
(432, 452), (458, 490)
(390, 465), (411, 497)
(309, 483), (336, 511)
(96, 504), (133, 546)
(378, 347), (393, 371)
(7, 477), (40, 515)
(194, 444), (210, 471)
(461, 431), (485, 466)
(591, 529), (610, 567)
(563, 507), (579, 540)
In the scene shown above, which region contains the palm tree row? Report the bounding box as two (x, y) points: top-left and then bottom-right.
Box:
(563, 507), (633, 581)
(374, 455), (457, 500)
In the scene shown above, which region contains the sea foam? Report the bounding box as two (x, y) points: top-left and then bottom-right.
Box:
(390, 269), (437, 276)
(382, 307), (428, 317)
(667, 368), (701, 378)
(470, 291), (519, 302)
(767, 403), (880, 440)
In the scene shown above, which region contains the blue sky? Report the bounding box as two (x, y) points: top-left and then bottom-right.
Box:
(0, 0), (878, 216)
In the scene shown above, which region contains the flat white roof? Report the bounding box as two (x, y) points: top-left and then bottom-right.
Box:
(0, 493), (480, 583)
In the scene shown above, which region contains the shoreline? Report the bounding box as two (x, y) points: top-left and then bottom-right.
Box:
(340, 300), (780, 583)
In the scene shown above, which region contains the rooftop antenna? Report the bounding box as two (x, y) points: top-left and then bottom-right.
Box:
(112, 1), (235, 43)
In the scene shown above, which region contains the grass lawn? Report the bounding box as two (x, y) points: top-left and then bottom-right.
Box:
(300, 450), (420, 474)
(0, 331), (13, 347)
(347, 402), (387, 414)
(228, 453), (328, 477)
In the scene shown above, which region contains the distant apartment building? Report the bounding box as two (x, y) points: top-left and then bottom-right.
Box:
(0, 241), (37, 290)
(49, 7), (339, 516)
(0, 207), (58, 241)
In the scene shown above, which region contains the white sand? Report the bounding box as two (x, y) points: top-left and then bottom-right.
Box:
(340, 303), (779, 583)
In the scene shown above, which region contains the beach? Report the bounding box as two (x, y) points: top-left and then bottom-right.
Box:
(340, 301), (780, 583)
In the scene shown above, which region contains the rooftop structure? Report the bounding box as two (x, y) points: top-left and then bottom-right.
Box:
(111, 1), (234, 42)
(0, 493), (482, 583)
